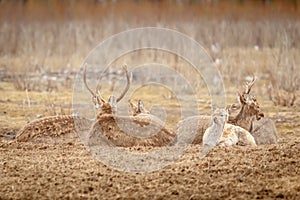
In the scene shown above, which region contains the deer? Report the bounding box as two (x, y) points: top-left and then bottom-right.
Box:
(227, 77), (278, 145)
(199, 108), (256, 158)
(14, 64), (134, 144)
(227, 103), (278, 145)
(227, 77), (264, 131)
(15, 64), (133, 145)
(129, 99), (150, 116)
(175, 76), (277, 146)
(85, 65), (176, 148)
(14, 114), (91, 144)
(14, 64), (109, 144)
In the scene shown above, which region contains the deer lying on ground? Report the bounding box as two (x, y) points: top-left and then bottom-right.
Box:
(15, 114), (91, 144)
(227, 77), (278, 144)
(14, 65), (108, 144)
(175, 77), (277, 146)
(86, 66), (176, 148)
(15, 64), (175, 147)
(228, 104), (278, 145)
(199, 108), (256, 158)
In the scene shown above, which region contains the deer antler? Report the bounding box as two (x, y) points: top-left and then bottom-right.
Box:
(129, 99), (138, 116)
(245, 76), (256, 94)
(116, 64), (131, 102)
(83, 63), (96, 97)
(83, 63), (105, 107)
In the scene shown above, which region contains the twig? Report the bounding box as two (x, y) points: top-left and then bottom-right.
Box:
(25, 88), (31, 108)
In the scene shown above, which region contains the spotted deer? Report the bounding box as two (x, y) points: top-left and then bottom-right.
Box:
(15, 64), (131, 145)
(176, 77), (277, 146)
(86, 66), (176, 148)
(15, 114), (91, 144)
(14, 64), (107, 144)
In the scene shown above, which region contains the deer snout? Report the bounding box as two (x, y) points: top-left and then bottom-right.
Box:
(256, 112), (264, 120)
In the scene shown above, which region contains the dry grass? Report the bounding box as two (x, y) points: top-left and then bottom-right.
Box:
(0, 81), (72, 131)
(0, 2), (299, 109)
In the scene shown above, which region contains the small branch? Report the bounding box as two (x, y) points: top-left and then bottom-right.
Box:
(25, 88), (31, 108)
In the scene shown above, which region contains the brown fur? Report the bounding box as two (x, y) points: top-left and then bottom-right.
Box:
(175, 115), (211, 145)
(226, 77), (277, 144)
(15, 115), (91, 144)
(88, 99), (176, 147)
(88, 114), (176, 147)
(228, 104), (278, 145)
(251, 118), (278, 144)
(14, 64), (128, 145)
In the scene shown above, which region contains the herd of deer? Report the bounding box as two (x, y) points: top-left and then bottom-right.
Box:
(14, 64), (278, 158)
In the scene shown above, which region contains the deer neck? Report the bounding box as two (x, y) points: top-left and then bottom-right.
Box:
(232, 105), (255, 132)
(96, 106), (115, 120)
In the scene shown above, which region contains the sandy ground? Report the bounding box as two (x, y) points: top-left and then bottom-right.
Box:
(1, 133), (300, 199)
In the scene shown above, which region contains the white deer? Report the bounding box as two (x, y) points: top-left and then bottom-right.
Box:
(199, 108), (256, 158)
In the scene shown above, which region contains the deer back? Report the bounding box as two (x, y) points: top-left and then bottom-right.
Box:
(251, 118), (278, 144)
(15, 115), (91, 144)
(88, 113), (176, 147)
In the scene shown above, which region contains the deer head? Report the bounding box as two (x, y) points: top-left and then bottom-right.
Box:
(228, 76), (264, 131)
(238, 76), (264, 120)
(212, 107), (228, 125)
(83, 64), (131, 116)
(129, 99), (150, 116)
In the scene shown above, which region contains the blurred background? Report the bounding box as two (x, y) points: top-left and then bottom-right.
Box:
(0, 0), (299, 93)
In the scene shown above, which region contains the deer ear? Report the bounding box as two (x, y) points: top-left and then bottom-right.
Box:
(213, 116), (218, 124)
(211, 105), (217, 112)
(225, 105), (231, 113)
(129, 99), (138, 112)
(238, 92), (246, 104)
(138, 99), (144, 109)
(108, 96), (117, 108)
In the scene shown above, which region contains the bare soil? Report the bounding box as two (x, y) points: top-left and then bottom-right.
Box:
(1, 132), (300, 199)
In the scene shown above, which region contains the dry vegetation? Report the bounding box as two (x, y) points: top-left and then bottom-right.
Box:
(0, 0), (300, 199)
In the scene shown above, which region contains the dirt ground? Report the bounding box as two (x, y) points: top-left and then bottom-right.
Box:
(0, 132), (300, 199)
